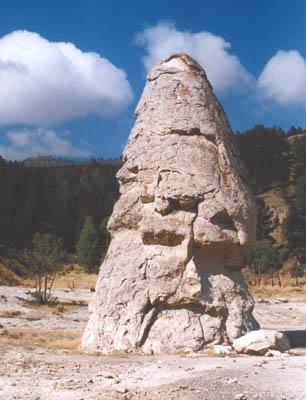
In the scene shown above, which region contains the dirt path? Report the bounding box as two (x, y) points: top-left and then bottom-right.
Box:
(0, 287), (306, 400)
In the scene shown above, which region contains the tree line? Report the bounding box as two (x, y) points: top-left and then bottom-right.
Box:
(1, 124), (306, 287)
(0, 157), (120, 251)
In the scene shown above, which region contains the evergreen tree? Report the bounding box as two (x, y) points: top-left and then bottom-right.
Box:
(76, 216), (101, 273)
(270, 151), (289, 188)
(0, 158), (120, 251)
(255, 198), (275, 243)
(287, 125), (298, 137)
(290, 262), (305, 286)
(291, 136), (306, 181)
(100, 217), (110, 254)
(236, 125), (289, 193)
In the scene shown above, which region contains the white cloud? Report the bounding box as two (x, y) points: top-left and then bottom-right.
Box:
(258, 50), (306, 105)
(0, 30), (133, 125)
(135, 22), (254, 93)
(0, 127), (91, 160)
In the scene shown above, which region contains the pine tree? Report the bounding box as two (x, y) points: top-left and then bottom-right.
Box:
(290, 262), (305, 286)
(236, 125), (289, 193)
(270, 151), (289, 188)
(291, 136), (306, 181)
(100, 217), (110, 254)
(76, 216), (101, 273)
(255, 198), (275, 243)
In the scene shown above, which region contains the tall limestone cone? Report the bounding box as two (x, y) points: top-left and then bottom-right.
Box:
(81, 54), (259, 354)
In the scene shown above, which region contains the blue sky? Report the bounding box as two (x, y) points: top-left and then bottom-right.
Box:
(0, 0), (305, 160)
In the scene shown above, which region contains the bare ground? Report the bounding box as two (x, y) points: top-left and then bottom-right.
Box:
(0, 286), (306, 400)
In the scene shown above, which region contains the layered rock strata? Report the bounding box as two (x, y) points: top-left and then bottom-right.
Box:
(82, 53), (259, 354)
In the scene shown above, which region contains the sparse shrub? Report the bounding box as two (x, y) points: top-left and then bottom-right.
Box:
(249, 240), (281, 286)
(23, 233), (67, 304)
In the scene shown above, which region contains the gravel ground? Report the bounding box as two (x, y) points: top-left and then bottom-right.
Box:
(0, 286), (306, 400)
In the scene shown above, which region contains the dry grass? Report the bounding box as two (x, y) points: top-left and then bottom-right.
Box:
(0, 264), (21, 285)
(0, 310), (22, 318)
(21, 265), (98, 290)
(24, 303), (70, 313)
(23, 299), (87, 313)
(249, 284), (306, 299)
(1, 327), (82, 352)
(243, 266), (306, 299)
(54, 266), (98, 290)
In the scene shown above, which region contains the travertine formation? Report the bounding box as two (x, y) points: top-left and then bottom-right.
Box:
(233, 329), (290, 355)
(81, 53), (259, 354)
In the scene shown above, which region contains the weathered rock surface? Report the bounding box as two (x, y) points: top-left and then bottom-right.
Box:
(232, 329), (290, 355)
(81, 53), (259, 354)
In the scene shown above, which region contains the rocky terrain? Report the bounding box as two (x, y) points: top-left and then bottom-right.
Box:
(0, 286), (306, 400)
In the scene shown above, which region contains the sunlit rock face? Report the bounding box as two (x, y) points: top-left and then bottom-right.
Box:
(81, 53), (259, 355)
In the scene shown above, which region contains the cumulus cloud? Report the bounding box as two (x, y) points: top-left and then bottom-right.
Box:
(135, 22), (254, 93)
(258, 50), (306, 105)
(0, 127), (91, 160)
(0, 30), (133, 125)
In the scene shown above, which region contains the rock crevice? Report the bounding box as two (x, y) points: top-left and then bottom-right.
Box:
(81, 53), (259, 354)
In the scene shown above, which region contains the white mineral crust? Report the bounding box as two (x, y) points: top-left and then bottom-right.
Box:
(81, 53), (259, 354)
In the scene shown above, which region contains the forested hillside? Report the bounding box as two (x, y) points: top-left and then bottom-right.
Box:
(235, 125), (306, 238)
(0, 157), (120, 252)
(235, 125), (306, 284)
(1, 124), (306, 284)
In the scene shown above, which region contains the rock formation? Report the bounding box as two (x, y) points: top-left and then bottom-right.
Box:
(81, 53), (259, 354)
(233, 329), (290, 355)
